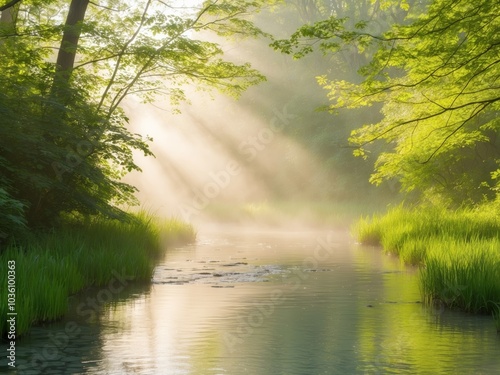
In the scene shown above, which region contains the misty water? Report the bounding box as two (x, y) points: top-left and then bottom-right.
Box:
(4, 227), (500, 374)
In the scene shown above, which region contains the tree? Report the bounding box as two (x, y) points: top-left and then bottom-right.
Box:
(272, 0), (500, 206)
(52, 0), (90, 96)
(0, 0), (269, 237)
(251, 0), (408, 200)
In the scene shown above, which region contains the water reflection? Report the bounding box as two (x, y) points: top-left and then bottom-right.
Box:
(2, 229), (499, 374)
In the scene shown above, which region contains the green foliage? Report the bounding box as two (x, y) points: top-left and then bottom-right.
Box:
(0, 188), (27, 242)
(250, 1), (400, 202)
(78, 1), (267, 113)
(0, 65), (150, 227)
(273, 0), (500, 206)
(0, 0), (268, 237)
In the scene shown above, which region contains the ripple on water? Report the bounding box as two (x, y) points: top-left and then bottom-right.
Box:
(153, 263), (286, 286)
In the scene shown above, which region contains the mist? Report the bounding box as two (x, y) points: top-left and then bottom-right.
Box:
(122, 3), (390, 229)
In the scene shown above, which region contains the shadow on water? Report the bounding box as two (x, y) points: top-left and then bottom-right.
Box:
(2, 228), (500, 374)
(0, 281), (153, 374)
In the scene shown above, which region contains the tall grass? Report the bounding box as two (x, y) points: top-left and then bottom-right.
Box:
(353, 205), (500, 328)
(353, 206), (500, 262)
(421, 238), (500, 313)
(0, 213), (195, 337)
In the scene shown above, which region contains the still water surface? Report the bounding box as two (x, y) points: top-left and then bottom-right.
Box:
(3, 227), (500, 374)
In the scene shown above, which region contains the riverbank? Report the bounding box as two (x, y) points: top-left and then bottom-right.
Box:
(0, 213), (196, 337)
(353, 206), (500, 328)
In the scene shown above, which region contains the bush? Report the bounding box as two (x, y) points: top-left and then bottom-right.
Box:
(0, 187), (27, 245)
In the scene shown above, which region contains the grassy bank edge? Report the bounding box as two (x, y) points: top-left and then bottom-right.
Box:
(0, 212), (196, 337)
(352, 205), (500, 330)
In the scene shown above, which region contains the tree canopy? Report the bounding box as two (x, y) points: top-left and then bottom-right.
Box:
(272, 0), (500, 206)
(0, 0), (268, 240)
(232, 0), (405, 201)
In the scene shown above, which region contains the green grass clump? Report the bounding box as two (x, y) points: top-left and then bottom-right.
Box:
(353, 205), (500, 326)
(353, 205), (500, 263)
(0, 248), (84, 335)
(420, 239), (500, 313)
(0, 213), (195, 337)
(352, 216), (383, 245)
(158, 216), (197, 245)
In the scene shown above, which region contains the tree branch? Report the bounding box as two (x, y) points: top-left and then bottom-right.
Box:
(0, 0), (21, 12)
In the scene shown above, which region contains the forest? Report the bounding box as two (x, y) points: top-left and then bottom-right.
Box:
(2, 0), (498, 237)
(0, 0), (499, 372)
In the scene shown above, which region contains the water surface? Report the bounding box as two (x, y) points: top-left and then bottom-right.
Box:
(2, 227), (499, 374)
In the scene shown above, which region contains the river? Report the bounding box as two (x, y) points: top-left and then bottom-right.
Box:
(3, 227), (500, 374)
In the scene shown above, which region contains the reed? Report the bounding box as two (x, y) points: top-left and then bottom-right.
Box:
(353, 205), (500, 326)
(0, 213), (195, 337)
(354, 206), (500, 261)
(158, 216), (198, 245)
(420, 238), (500, 313)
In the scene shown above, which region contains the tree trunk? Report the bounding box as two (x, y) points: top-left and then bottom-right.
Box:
(0, 0), (20, 37)
(52, 0), (90, 95)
